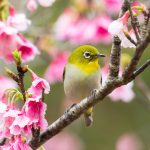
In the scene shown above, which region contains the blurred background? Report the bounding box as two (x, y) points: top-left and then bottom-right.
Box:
(1, 0), (150, 149)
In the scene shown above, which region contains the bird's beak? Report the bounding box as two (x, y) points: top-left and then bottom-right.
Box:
(93, 53), (106, 59)
(98, 54), (106, 58)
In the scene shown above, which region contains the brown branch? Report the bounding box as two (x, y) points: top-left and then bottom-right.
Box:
(17, 65), (26, 102)
(108, 36), (121, 78)
(119, 0), (129, 17)
(123, 28), (150, 80)
(133, 59), (150, 77)
(127, 0), (140, 41)
(141, 8), (150, 39)
(124, 31), (137, 46)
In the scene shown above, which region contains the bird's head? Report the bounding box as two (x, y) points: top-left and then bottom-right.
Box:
(68, 45), (105, 65)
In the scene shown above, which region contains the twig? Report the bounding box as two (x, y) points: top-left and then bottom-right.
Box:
(124, 31), (137, 46)
(123, 28), (150, 80)
(17, 65), (26, 102)
(119, 0), (129, 17)
(109, 36), (121, 78)
(141, 8), (150, 39)
(127, 0), (140, 42)
(133, 59), (150, 77)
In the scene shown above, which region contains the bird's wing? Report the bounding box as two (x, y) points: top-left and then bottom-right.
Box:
(63, 66), (66, 82)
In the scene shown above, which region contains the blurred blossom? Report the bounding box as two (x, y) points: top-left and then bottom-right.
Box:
(116, 133), (144, 150)
(0, 32), (39, 62)
(0, 8), (39, 62)
(7, 13), (31, 32)
(44, 132), (84, 150)
(54, 8), (111, 44)
(45, 51), (70, 84)
(102, 64), (135, 102)
(27, 0), (38, 12)
(109, 82), (135, 102)
(104, 0), (122, 14)
(0, 76), (17, 98)
(27, 0), (56, 12)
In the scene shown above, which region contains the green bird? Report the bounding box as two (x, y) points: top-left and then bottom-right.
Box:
(63, 45), (105, 127)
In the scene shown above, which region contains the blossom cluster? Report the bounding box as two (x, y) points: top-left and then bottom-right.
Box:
(0, 6), (39, 63)
(53, 0), (122, 44)
(0, 71), (50, 149)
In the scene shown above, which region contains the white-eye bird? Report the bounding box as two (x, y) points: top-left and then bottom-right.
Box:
(63, 45), (105, 127)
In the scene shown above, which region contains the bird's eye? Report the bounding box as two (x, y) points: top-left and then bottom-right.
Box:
(83, 51), (91, 59)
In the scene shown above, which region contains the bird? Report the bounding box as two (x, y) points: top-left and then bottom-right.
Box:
(63, 45), (105, 127)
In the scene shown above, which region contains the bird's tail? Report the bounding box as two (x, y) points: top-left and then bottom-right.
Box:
(84, 107), (93, 127)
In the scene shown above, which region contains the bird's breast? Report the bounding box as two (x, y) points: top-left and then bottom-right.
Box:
(64, 63), (101, 102)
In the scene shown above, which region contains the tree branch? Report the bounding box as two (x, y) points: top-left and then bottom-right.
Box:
(133, 59), (150, 77)
(123, 28), (150, 80)
(108, 36), (121, 78)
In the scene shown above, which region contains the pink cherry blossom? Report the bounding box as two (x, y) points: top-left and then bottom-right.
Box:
(10, 97), (48, 135)
(45, 51), (69, 84)
(54, 8), (111, 44)
(28, 72), (50, 98)
(0, 6), (39, 62)
(44, 132), (84, 150)
(0, 109), (20, 139)
(0, 32), (39, 62)
(116, 133), (144, 150)
(102, 64), (135, 102)
(9, 113), (30, 135)
(0, 135), (32, 150)
(108, 11), (129, 36)
(24, 98), (48, 129)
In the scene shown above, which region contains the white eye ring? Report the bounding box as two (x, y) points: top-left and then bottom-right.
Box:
(83, 51), (91, 59)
